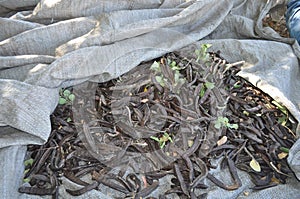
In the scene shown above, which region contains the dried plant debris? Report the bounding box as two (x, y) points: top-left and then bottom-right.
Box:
(19, 45), (297, 198)
(262, 13), (289, 38)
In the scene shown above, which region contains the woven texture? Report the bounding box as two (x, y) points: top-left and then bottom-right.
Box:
(0, 0), (299, 198)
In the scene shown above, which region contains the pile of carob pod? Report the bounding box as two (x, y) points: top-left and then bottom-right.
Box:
(19, 46), (298, 198)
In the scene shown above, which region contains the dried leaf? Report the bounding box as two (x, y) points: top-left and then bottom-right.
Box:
(278, 152), (288, 159)
(141, 98), (149, 103)
(186, 116), (194, 121)
(243, 191), (249, 196)
(217, 136), (227, 146)
(271, 177), (281, 184)
(250, 158), (261, 172)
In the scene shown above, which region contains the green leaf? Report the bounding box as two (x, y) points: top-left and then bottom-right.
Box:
(221, 117), (229, 124)
(250, 158), (261, 172)
(117, 77), (123, 82)
(150, 136), (160, 142)
(68, 94), (75, 102)
(201, 44), (212, 51)
(174, 71), (185, 86)
(214, 121), (222, 129)
(170, 61), (180, 71)
(199, 85), (206, 98)
(175, 78), (185, 89)
(59, 97), (67, 105)
(214, 117), (238, 129)
(167, 58), (171, 65)
(279, 147), (289, 153)
(171, 61), (176, 67)
(215, 117), (226, 129)
(278, 115), (287, 126)
(227, 123), (239, 130)
(243, 110), (250, 116)
(174, 71), (180, 83)
(23, 178), (31, 183)
(272, 101), (288, 115)
(155, 75), (165, 87)
(205, 82), (215, 89)
(162, 132), (172, 142)
(24, 169), (30, 175)
(272, 101), (288, 126)
(150, 61), (161, 73)
(67, 117), (72, 122)
(63, 89), (71, 97)
(151, 132), (172, 149)
(24, 158), (34, 167)
(178, 78), (185, 85)
(195, 44), (212, 62)
(233, 82), (242, 88)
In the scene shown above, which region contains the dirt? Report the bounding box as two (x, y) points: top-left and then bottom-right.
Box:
(262, 13), (289, 38)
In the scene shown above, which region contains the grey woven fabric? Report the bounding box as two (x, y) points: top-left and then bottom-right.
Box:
(0, 0), (299, 198)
